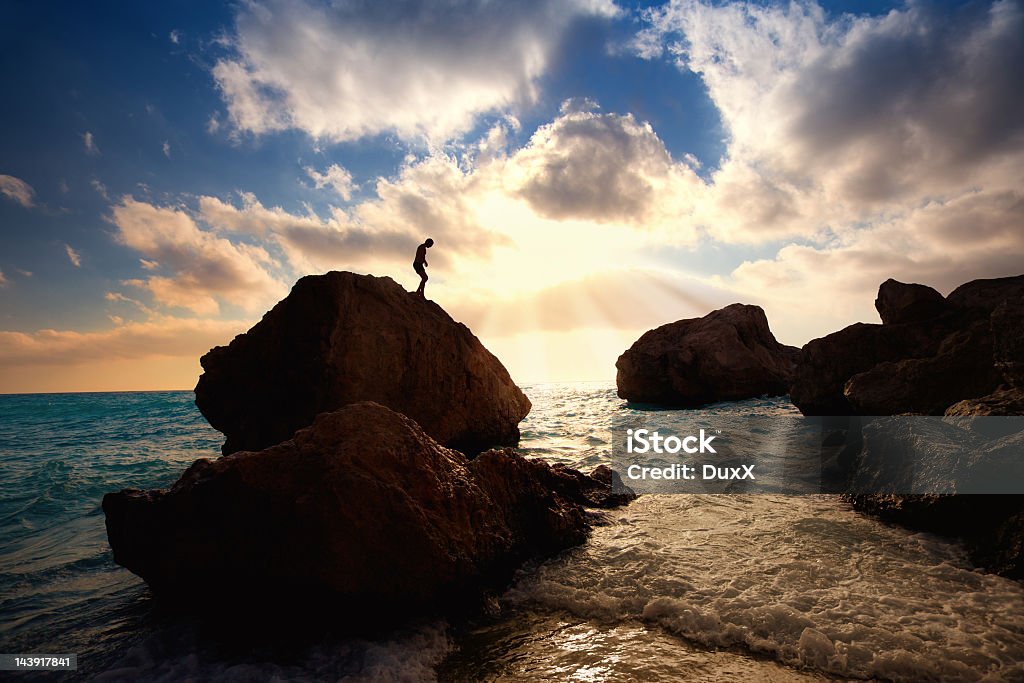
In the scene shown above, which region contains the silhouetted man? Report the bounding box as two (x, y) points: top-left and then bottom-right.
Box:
(414, 238), (433, 297)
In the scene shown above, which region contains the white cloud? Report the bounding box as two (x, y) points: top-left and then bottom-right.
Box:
(110, 197), (287, 314)
(305, 163), (354, 200)
(91, 179), (110, 200)
(0, 316), (247, 367)
(212, 0), (619, 144)
(82, 131), (100, 155)
(0, 174), (36, 208)
(635, 0), (1024, 244)
(169, 29), (180, 44)
(64, 244), (82, 267)
(162, 141), (171, 158)
(505, 108), (703, 231)
(617, 0), (1024, 346)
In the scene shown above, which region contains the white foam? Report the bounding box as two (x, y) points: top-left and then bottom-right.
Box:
(505, 494), (1024, 681)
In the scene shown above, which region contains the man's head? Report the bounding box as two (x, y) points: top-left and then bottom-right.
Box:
(425, 238), (434, 247)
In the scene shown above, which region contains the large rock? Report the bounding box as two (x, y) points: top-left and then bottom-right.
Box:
(945, 386), (1024, 417)
(790, 321), (946, 415)
(843, 320), (1002, 415)
(791, 275), (1024, 416)
(195, 271), (531, 456)
(874, 278), (947, 325)
(615, 303), (799, 406)
(103, 402), (632, 622)
(946, 275), (1024, 313)
(992, 301), (1024, 388)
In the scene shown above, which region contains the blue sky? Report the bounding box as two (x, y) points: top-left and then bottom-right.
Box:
(1, 0), (1021, 391)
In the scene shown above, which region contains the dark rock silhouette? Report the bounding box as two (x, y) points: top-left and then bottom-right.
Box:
(874, 278), (947, 325)
(993, 300), (1024, 389)
(615, 303), (799, 406)
(843, 319), (1001, 415)
(195, 271), (530, 456)
(103, 402), (633, 620)
(945, 386), (1024, 416)
(791, 275), (1024, 416)
(801, 275), (1024, 578)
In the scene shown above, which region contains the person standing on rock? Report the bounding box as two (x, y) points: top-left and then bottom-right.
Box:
(414, 238), (433, 297)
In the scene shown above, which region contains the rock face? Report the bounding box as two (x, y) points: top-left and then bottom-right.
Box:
(615, 304), (799, 406)
(800, 275), (1024, 579)
(103, 402), (633, 619)
(791, 275), (1024, 416)
(874, 278), (948, 325)
(195, 271), (531, 456)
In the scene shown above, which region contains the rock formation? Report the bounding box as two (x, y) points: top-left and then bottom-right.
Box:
(195, 271), (531, 456)
(796, 275), (1024, 578)
(615, 303), (799, 406)
(103, 402), (633, 620)
(791, 275), (1024, 416)
(874, 277), (948, 325)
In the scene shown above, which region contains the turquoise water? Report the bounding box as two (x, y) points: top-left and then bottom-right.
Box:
(0, 392), (224, 678)
(2, 386), (1023, 681)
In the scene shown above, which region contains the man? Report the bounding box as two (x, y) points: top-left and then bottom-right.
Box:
(414, 238), (433, 297)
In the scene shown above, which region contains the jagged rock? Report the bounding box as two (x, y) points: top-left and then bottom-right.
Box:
(791, 275), (1024, 416)
(945, 386), (1024, 416)
(992, 301), (1024, 388)
(843, 319), (1002, 415)
(195, 271), (531, 456)
(103, 402), (633, 623)
(947, 275), (1024, 314)
(615, 303), (799, 406)
(874, 278), (947, 325)
(790, 321), (946, 415)
(844, 420), (1024, 578)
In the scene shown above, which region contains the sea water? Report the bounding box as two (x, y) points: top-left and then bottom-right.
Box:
(1, 384), (1022, 681)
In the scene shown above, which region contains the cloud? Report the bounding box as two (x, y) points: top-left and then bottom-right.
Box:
(64, 244), (82, 267)
(169, 29), (180, 44)
(212, 0), (619, 143)
(82, 131), (100, 155)
(305, 163), (354, 200)
(506, 107), (703, 230)
(617, 0), (1024, 347)
(0, 270), (6, 287)
(195, 191), (415, 270)
(109, 197), (287, 314)
(91, 179), (110, 200)
(636, 0), (1024, 242)
(0, 316), (247, 367)
(0, 174), (36, 208)
(162, 141), (171, 158)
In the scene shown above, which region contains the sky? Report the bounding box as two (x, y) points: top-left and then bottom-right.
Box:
(1, 0), (1022, 393)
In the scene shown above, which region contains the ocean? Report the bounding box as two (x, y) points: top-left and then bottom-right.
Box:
(1, 384), (1023, 681)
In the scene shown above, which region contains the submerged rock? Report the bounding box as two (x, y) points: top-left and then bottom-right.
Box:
(615, 303), (799, 406)
(103, 402), (632, 622)
(195, 271), (531, 456)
